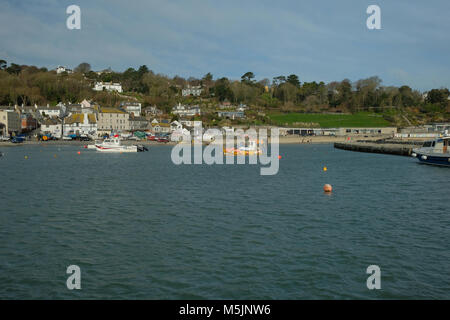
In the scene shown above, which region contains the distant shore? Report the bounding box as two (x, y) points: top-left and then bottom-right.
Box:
(0, 135), (429, 148)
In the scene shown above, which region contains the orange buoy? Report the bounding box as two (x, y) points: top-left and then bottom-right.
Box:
(323, 166), (327, 171)
(77, 151), (81, 155)
(323, 184), (332, 193)
(278, 155), (282, 159)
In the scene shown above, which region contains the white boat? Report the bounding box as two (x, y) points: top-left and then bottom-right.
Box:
(95, 137), (138, 153)
(411, 134), (450, 167)
(85, 140), (102, 149)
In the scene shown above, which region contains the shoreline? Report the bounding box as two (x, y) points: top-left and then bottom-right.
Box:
(0, 135), (429, 148)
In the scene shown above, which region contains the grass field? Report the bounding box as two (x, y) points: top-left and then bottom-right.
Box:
(268, 112), (392, 128)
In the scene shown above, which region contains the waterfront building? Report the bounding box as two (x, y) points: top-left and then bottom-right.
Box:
(171, 128), (191, 141)
(170, 120), (183, 131)
(64, 113), (97, 137)
(151, 121), (171, 134)
(129, 115), (149, 131)
(39, 117), (62, 138)
(280, 127), (397, 136)
(0, 109), (21, 136)
(20, 114), (38, 132)
(96, 107), (130, 134)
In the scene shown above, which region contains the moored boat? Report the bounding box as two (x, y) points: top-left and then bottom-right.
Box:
(411, 135), (450, 167)
(224, 139), (263, 156)
(85, 140), (103, 149)
(95, 137), (138, 153)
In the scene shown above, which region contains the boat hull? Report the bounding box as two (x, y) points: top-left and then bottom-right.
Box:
(223, 148), (262, 156)
(95, 146), (138, 153)
(413, 151), (450, 167)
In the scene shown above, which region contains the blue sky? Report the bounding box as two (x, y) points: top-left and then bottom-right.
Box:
(1, 0), (449, 91)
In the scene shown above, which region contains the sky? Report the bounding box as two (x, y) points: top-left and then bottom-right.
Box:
(0, 0), (449, 91)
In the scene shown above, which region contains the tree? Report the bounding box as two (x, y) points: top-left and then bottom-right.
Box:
(241, 72), (255, 84)
(201, 72), (214, 96)
(426, 88), (449, 105)
(0, 59), (6, 70)
(6, 63), (22, 75)
(137, 65), (149, 76)
(74, 62), (91, 74)
(336, 79), (353, 110)
(214, 77), (234, 101)
(287, 74), (300, 87)
(272, 76), (286, 86)
(202, 72), (213, 83)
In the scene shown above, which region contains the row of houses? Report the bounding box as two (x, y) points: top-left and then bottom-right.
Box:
(1, 100), (206, 138)
(171, 103), (247, 120)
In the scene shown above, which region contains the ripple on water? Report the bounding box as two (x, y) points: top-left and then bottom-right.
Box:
(0, 144), (449, 299)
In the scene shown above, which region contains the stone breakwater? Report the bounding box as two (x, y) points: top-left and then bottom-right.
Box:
(333, 139), (423, 156)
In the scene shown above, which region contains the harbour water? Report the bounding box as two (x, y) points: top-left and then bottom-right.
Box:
(0, 144), (449, 299)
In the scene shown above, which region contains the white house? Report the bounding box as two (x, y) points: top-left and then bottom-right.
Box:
(63, 113), (97, 137)
(40, 118), (62, 138)
(170, 120), (183, 131)
(151, 120), (171, 134)
(171, 128), (191, 141)
(56, 66), (73, 74)
(180, 120), (202, 128)
(37, 104), (63, 118)
(182, 85), (203, 97)
(172, 103), (201, 117)
(143, 106), (163, 116)
(93, 82), (123, 93)
(120, 101), (142, 117)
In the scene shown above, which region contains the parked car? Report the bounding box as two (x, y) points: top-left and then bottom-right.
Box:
(128, 136), (140, 141)
(11, 136), (25, 143)
(147, 135), (157, 141)
(0, 136), (10, 141)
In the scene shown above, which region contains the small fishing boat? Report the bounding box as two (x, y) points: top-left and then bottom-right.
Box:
(95, 137), (138, 153)
(224, 139), (263, 156)
(411, 135), (450, 167)
(85, 140), (103, 149)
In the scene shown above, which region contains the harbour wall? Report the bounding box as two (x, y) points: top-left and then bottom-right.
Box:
(334, 141), (419, 156)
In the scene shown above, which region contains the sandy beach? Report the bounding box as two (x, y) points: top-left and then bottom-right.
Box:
(0, 135), (409, 148)
(1, 134), (431, 149)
